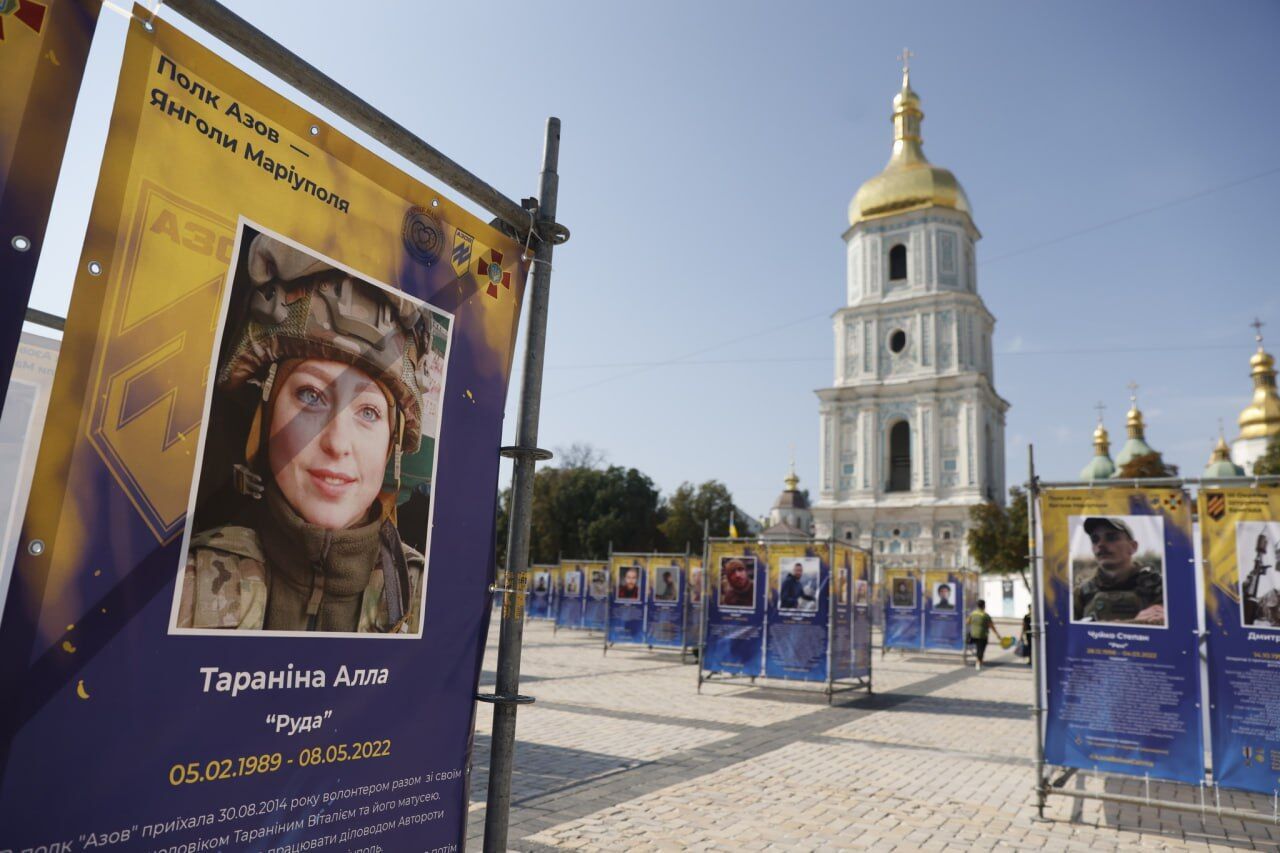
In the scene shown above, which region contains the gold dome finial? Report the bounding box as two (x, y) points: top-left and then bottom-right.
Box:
(1211, 420), (1232, 463)
(1238, 318), (1280, 440)
(1125, 381), (1146, 438)
(847, 53), (973, 227)
(784, 447), (799, 491)
(1092, 401), (1110, 453)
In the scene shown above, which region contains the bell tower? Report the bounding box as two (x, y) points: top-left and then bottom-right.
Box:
(813, 55), (1009, 570)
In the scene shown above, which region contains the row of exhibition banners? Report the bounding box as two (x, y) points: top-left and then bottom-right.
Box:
(1037, 486), (1280, 799)
(511, 555), (977, 660)
(507, 542), (876, 687)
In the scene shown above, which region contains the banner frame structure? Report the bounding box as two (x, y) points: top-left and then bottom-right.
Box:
(602, 550), (688, 654)
(2, 4), (567, 851)
(1026, 445), (1280, 829)
(880, 567), (978, 662)
(696, 536), (873, 705)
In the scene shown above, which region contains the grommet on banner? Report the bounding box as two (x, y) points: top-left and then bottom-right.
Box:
(87, 261), (103, 276)
(309, 125), (320, 136)
(11, 235), (31, 252)
(27, 540), (45, 556)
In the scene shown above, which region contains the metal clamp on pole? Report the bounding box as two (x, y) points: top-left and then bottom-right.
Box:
(500, 445), (554, 462)
(474, 692), (535, 706)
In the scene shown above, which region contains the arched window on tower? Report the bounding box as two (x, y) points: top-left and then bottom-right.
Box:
(887, 421), (911, 492)
(889, 244), (907, 281)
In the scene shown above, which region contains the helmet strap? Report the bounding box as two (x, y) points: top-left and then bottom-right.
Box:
(236, 362), (279, 499)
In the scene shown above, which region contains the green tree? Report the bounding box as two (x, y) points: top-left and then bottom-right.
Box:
(1251, 437), (1280, 476)
(1117, 451), (1179, 479)
(497, 464), (662, 564)
(967, 485), (1030, 590)
(657, 480), (737, 552)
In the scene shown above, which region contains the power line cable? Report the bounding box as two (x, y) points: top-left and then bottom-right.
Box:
(551, 166), (1279, 396)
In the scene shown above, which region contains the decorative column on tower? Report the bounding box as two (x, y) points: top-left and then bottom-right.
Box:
(812, 52), (1009, 572)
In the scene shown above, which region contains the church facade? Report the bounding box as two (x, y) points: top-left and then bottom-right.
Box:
(811, 66), (1008, 570)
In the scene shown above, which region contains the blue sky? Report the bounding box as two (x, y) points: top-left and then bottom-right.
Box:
(29, 1), (1280, 518)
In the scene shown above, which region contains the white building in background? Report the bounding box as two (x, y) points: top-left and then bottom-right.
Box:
(812, 64), (1008, 572)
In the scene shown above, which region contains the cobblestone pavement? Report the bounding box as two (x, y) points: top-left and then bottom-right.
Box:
(467, 618), (1280, 851)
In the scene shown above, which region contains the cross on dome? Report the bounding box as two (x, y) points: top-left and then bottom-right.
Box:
(898, 47), (914, 74)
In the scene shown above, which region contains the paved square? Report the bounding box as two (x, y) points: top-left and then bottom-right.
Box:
(468, 619), (1280, 851)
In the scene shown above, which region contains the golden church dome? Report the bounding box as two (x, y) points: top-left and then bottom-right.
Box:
(849, 67), (973, 227)
(1239, 343), (1280, 440)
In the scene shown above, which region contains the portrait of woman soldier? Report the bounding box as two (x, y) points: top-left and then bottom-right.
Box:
(177, 233), (439, 634)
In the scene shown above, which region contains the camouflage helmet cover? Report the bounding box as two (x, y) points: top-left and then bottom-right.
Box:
(218, 234), (430, 453)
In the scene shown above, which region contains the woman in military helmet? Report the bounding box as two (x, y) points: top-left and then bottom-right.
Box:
(177, 233), (432, 634)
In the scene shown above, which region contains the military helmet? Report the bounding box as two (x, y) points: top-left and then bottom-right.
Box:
(219, 234), (430, 454)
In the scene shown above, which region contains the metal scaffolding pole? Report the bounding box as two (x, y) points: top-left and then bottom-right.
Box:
(481, 117), (562, 853)
(1027, 445), (1049, 819)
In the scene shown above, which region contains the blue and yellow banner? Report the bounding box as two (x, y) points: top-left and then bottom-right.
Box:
(685, 559), (704, 648)
(576, 559), (608, 631)
(883, 567), (922, 650)
(1200, 488), (1280, 795)
(764, 543), (828, 682)
(0, 12), (529, 849)
(607, 554), (647, 645)
(849, 547), (872, 678)
(1039, 488), (1203, 784)
(923, 569), (965, 651)
(555, 560), (589, 630)
(528, 564), (555, 621)
(704, 541), (765, 676)
(644, 558), (686, 648)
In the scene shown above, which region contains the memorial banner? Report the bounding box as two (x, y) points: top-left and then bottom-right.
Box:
(686, 560), (704, 648)
(849, 546), (873, 679)
(1039, 488), (1203, 784)
(644, 559), (684, 648)
(883, 568), (922, 650)
(1200, 488), (1280, 794)
(608, 555), (646, 645)
(764, 544), (828, 681)
(923, 569), (964, 651)
(528, 564), (554, 621)
(555, 561), (587, 630)
(0, 16), (529, 850)
(704, 541), (765, 676)
(579, 560), (609, 631)
(830, 544), (853, 680)
(0, 0), (98, 418)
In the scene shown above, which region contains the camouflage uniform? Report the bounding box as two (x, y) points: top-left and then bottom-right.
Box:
(176, 234), (431, 634)
(1072, 565), (1163, 623)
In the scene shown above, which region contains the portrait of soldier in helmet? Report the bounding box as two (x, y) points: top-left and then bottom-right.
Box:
(1069, 515), (1167, 627)
(172, 224), (451, 636)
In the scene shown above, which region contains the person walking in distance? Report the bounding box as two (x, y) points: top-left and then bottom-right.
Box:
(968, 598), (1001, 671)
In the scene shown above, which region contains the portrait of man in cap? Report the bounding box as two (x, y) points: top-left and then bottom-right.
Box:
(1071, 516), (1166, 626)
